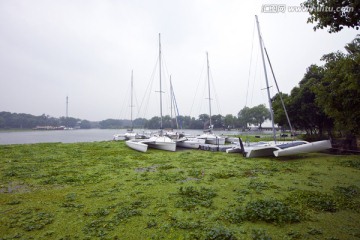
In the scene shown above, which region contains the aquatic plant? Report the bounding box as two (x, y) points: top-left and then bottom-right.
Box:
(175, 186), (217, 210)
(226, 199), (303, 224)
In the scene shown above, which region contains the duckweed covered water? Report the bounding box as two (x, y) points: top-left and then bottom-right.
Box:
(0, 141), (359, 239)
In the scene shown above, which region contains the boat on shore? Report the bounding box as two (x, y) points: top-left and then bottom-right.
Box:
(126, 34), (177, 152)
(227, 16), (332, 157)
(196, 53), (226, 145)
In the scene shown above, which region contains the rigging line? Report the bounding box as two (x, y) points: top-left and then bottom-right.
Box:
(171, 80), (182, 129)
(209, 67), (222, 116)
(136, 57), (158, 119)
(263, 42), (294, 135)
(118, 79), (131, 120)
(159, 48), (173, 119)
(197, 73), (207, 117)
(143, 66), (157, 119)
(189, 60), (206, 117)
(245, 18), (256, 107)
(250, 50), (259, 106)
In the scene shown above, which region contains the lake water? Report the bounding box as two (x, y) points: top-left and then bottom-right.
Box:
(0, 129), (247, 145)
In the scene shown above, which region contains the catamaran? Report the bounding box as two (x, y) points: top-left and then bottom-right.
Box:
(126, 34), (176, 152)
(227, 15), (331, 157)
(196, 52), (226, 145)
(113, 70), (141, 141)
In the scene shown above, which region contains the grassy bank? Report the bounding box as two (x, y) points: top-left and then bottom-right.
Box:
(0, 141), (359, 239)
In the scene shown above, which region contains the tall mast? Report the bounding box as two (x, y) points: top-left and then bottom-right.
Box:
(206, 52), (212, 130)
(66, 96), (69, 118)
(263, 47), (294, 136)
(159, 33), (163, 135)
(255, 15), (276, 142)
(170, 75), (173, 121)
(130, 70), (134, 131)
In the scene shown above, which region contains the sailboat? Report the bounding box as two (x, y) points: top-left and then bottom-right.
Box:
(160, 76), (201, 149)
(196, 52), (226, 145)
(227, 15), (331, 157)
(126, 34), (176, 152)
(113, 71), (140, 141)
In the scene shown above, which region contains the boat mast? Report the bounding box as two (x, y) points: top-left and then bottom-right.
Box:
(65, 95), (69, 128)
(206, 52), (212, 131)
(159, 33), (163, 135)
(130, 70), (134, 131)
(170, 75), (173, 124)
(255, 15), (277, 143)
(263, 47), (294, 136)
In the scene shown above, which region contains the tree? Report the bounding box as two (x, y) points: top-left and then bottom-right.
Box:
(272, 93), (290, 130)
(0, 116), (4, 128)
(313, 36), (360, 135)
(224, 114), (236, 129)
(303, 0), (360, 33)
(238, 106), (252, 129)
(133, 118), (147, 128)
(162, 115), (172, 129)
(60, 117), (79, 128)
(249, 104), (270, 129)
(282, 65), (333, 135)
(198, 114), (210, 129)
(80, 120), (91, 129)
(145, 116), (161, 129)
(211, 114), (224, 129)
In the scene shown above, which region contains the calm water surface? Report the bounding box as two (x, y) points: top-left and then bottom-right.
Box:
(0, 129), (245, 145)
(0, 129), (120, 145)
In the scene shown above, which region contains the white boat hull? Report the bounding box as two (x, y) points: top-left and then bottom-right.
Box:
(147, 142), (176, 151)
(197, 133), (225, 145)
(274, 140), (332, 157)
(187, 137), (206, 144)
(124, 132), (138, 140)
(176, 139), (200, 149)
(146, 136), (177, 152)
(125, 140), (148, 152)
(226, 147), (243, 153)
(245, 145), (279, 158)
(113, 134), (126, 141)
(245, 140), (332, 158)
(206, 138), (226, 145)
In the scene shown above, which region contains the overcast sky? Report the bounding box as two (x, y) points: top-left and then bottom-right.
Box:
(0, 0), (358, 121)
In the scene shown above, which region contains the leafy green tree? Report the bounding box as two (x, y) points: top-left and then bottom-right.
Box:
(303, 0), (360, 33)
(272, 93), (291, 130)
(198, 114), (210, 129)
(133, 118), (147, 128)
(99, 119), (124, 129)
(249, 104), (270, 129)
(238, 106), (253, 129)
(211, 114), (224, 129)
(283, 65), (333, 135)
(313, 36), (360, 135)
(80, 120), (91, 129)
(145, 116), (161, 129)
(198, 114), (210, 123)
(224, 114), (236, 129)
(190, 117), (203, 129)
(0, 116), (5, 128)
(60, 117), (79, 128)
(162, 115), (172, 129)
